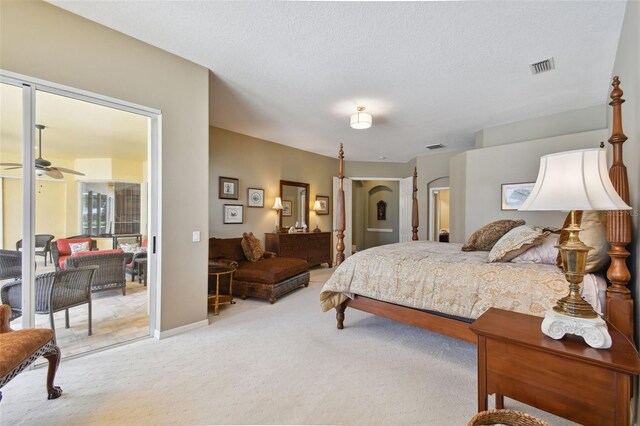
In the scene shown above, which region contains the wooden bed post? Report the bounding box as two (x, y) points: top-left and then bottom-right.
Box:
(335, 144), (346, 266)
(412, 166), (419, 240)
(605, 76), (634, 342)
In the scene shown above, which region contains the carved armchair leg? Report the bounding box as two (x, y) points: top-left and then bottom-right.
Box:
(336, 302), (346, 330)
(43, 345), (62, 400)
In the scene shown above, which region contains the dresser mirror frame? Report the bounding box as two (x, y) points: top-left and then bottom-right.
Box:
(279, 180), (310, 231)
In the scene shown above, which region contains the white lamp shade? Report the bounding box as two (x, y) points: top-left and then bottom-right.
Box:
(350, 111), (372, 129)
(272, 196), (283, 210)
(313, 200), (322, 211)
(520, 148), (631, 211)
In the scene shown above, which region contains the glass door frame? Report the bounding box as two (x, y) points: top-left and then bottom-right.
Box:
(0, 70), (161, 337)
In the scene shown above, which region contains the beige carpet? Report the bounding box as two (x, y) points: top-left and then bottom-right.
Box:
(1, 267), (575, 425)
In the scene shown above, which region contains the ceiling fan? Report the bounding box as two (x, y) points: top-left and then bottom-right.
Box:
(0, 124), (85, 179)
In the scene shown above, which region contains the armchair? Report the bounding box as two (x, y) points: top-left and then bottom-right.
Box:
(1, 266), (98, 336)
(0, 304), (62, 402)
(16, 234), (55, 266)
(65, 252), (127, 295)
(0, 250), (22, 281)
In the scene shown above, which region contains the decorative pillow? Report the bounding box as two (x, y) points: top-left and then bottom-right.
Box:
(462, 219), (526, 252)
(511, 234), (560, 265)
(69, 241), (90, 255)
(488, 225), (548, 262)
(241, 232), (264, 262)
(556, 210), (609, 272)
(120, 243), (140, 253)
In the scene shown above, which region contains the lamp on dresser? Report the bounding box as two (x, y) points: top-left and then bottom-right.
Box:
(272, 197), (283, 233)
(520, 147), (631, 348)
(312, 200), (322, 233)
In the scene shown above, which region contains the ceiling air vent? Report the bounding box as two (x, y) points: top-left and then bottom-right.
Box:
(529, 57), (555, 75)
(425, 143), (445, 150)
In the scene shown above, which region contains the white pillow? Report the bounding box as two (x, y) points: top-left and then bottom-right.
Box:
(488, 225), (548, 262)
(69, 241), (90, 255)
(511, 234), (560, 265)
(120, 243), (140, 253)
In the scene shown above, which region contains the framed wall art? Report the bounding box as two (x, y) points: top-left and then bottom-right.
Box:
(315, 195), (329, 215)
(219, 176), (239, 200)
(282, 200), (292, 217)
(247, 188), (264, 208)
(223, 204), (244, 224)
(501, 182), (535, 211)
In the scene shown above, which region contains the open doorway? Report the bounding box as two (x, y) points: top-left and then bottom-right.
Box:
(351, 180), (400, 253)
(0, 75), (158, 360)
(429, 186), (450, 242)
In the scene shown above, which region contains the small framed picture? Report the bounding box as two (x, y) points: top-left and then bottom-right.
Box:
(219, 176), (239, 200)
(315, 195), (329, 215)
(223, 204), (244, 224)
(501, 182), (535, 211)
(282, 200), (292, 217)
(247, 188), (264, 208)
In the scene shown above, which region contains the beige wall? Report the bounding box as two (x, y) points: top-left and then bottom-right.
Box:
(364, 180), (399, 249)
(1, 1), (210, 333)
(209, 127), (336, 244)
(475, 104), (607, 148)
(439, 189), (450, 232)
(346, 160), (413, 178)
(449, 129), (608, 242)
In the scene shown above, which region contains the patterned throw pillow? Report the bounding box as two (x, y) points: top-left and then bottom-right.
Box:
(241, 232), (264, 262)
(69, 241), (90, 255)
(120, 243), (140, 253)
(488, 225), (549, 262)
(556, 210), (609, 272)
(462, 219), (526, 252)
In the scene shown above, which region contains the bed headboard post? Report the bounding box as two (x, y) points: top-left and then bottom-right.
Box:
(605, 76), (634, 341)
(335, 144), (346, 266)
(412, 166), (419, 240)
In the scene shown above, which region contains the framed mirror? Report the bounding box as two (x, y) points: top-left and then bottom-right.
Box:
(280, 180), (310, 231)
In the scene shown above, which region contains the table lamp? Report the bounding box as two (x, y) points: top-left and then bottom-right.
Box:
(312, 200), (322, 233)
(520, 147), (631, 349)
(272, 197), (283, 233)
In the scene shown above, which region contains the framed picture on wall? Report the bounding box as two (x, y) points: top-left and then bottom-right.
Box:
(223, 204), (244, 224)
(501, 182), (535, 211)
(219, 176), (239, 200)
(315, 195), (329, 215)
(282, 200), (292, 216)
(247, 188), (264, 208)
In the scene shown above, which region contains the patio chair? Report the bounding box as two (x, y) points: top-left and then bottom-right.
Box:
(0, 250), (22, 281)
(16, 234), (55, 266)
(65, 252), (127, 295)
(0, 266), (98, 336)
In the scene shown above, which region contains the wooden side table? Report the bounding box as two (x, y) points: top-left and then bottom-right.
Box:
(470, 308), (640, 426)
(208, 262), (237, 316)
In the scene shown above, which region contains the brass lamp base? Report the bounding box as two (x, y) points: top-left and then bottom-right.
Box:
(554, 210), (598, 319)
(542, 210), (611, 348)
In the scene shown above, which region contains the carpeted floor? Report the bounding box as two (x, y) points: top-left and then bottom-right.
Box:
(1, 267), (575, 425)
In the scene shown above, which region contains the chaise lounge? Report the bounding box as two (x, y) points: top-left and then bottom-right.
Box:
(209, 237), (310, 304)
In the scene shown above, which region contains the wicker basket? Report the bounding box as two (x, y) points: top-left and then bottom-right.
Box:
(468, 409), (550, 426)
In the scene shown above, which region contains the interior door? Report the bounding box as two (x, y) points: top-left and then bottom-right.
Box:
(399, 176), (413, 242)
(332, 176), (352, 259)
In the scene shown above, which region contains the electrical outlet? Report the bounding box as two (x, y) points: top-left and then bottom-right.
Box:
(192, 231), (201, 242)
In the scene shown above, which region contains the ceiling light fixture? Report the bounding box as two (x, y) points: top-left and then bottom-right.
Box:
(350, 106), (372, 130)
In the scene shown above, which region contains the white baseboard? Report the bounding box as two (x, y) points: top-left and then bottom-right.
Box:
(153, 319), (209, 340)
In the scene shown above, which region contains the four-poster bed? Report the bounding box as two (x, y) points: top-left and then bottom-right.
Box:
(325, 76), (635, 345)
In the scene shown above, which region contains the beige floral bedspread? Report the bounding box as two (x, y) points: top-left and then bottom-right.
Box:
(320, 241), (603, 320)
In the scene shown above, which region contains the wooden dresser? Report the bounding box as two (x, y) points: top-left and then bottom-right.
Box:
(265, 232), (332, 267)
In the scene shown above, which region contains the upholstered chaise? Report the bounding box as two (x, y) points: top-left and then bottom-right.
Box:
(0, 304), (62, 402)
(209, 237), (310, 304)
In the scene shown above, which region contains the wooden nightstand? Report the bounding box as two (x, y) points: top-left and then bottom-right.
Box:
(470, 308), (640, 426)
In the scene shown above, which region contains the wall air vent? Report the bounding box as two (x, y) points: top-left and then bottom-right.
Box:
(529, 57), (555, 75)
(424, 143), (445, 150)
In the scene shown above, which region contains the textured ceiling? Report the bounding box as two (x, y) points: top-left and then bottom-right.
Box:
(49, 1), (626, 162)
